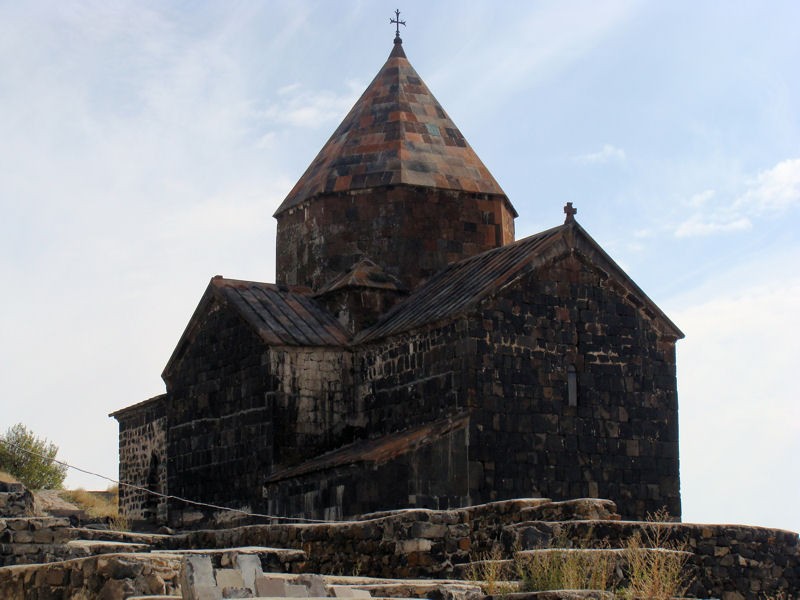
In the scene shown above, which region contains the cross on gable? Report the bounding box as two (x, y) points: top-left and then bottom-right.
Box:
(390, 9), (406, 40)
(564, 202), (577, 223)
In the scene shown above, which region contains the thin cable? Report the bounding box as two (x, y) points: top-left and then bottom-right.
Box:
(0, 435), (335, 524)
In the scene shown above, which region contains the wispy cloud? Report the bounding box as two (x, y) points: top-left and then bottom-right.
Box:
(575, 144), (627, 164)
(674, 214), (752, 238)
(734, 158), (800, 215)
(688, 189), (715, 207)
(674, 158), (800, 238)
(259, 81), (363, 129)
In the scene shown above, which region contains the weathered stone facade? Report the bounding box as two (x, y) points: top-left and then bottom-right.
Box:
(0, 481), (34, 518)
(113, 396), (167, 525)
(276, 187), (515, 292)
(112, 37), (684, 527)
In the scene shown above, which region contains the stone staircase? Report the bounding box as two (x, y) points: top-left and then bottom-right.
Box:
(0, 491), (797, 599)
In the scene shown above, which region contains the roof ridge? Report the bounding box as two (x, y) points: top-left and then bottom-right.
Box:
(355, 225), (569, 343)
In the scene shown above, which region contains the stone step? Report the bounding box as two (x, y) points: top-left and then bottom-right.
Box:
(244, 597), (432, 600)
(516, 499), (620, 522)
(484, 592), (614, 600)
(72, 526), (171, 546)
(65, 539), (152, 557)
(455, 547), (692, 587)
(164, 545), (306, 564)
(515, 547), (692, 560)
(258, 574), (480, 600)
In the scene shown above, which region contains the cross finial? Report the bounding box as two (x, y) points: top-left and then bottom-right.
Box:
(390, 9), (406, 42)
(564, 202), (577, 223)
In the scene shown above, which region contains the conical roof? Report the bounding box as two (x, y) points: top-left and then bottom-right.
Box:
(274, 39), (509, 216)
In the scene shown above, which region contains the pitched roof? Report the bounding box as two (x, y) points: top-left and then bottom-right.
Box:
(163, 277), (348, 381)
(356, 221), (684, 343)
(265, 413), (469, 483)
(274, 39), (510, 216)
(356, 225), (566, 342)
(315, 257), (406, 295)
(213, 278), (349, 347)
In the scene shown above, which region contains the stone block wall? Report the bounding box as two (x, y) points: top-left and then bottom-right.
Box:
(269, 347), (354, 467)
(276, 187), (515, 291)
(164, 499), (798, 599)
(515, 519), (800, 600)
(263, 421), (470, 519)
(0, 552), (182, 599)
(165, 300), (276, 522)
(0, 482), (34, 518)
(0, 517), (77, 566)
(356, 321), (470, 436)
(466, 253), (681, 519)
(114, 395), (168, 525)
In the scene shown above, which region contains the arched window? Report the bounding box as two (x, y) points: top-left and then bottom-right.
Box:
(567, 364), (577, 407)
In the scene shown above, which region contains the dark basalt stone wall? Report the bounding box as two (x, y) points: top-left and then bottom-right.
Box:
(117, 248), (680, 525)
(263, 425), (470, 520)
(265, 252), (680, 521)
(114, 396), (167, 525)
(466, 254), (681, 519)
(356, 321), (471, 435)
(275, 186), (515, 292)
(163, 300), (276, 521)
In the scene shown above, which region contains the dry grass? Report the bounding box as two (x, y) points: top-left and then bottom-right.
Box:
(60, 485), (128, 530)
(466, 546), (518, 595)
(516, 540), (614, 592)
(467, 514), (695, 598)
(0, 469), (19, 483)
(618, 509), (692, 600)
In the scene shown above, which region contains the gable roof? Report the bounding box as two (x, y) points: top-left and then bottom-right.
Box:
(356, 221), (684, 343)
(265, 413), (469, 483)
(274, 39), (512, 216)
(162, 277), (348, 380)
(315, 257), (407, 295)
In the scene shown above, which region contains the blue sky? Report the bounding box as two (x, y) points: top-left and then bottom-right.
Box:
(1, 1), (798, 532)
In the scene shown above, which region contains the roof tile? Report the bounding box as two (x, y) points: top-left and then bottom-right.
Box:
(274, 40), (508, 216)
(213, 278), (349, 347)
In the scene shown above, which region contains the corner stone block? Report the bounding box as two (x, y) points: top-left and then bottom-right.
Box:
(215, 568), (244, 590)
(235, 554), (263, 593)
(286, 583), (311, 597)
(255, 576), (288, 597)
(180, 555), (219, 600)
(332, 586), (372, 598)
(298, 574), (327, 597)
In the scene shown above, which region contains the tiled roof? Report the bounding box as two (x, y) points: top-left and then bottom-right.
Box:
(212, 277), (349, 347)
(315, 258), (406, 295)
(161, 277), (348, 382)
(265, 413), (469, 482)
(274, 40), (508, 216)
(356, 225), (566, 342)
(356, 220), (685, 343)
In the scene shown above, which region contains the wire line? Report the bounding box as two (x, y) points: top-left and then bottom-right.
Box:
(0, 435), (335, 524)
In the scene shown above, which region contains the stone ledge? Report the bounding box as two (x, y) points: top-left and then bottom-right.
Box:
(485, 593), (614, 600)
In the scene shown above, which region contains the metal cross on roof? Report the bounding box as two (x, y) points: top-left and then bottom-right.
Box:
(390, 9), (406, 40)
(564, 202), (577, 223)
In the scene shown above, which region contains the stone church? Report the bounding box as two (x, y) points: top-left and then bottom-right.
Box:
(112, 34), (683, 528)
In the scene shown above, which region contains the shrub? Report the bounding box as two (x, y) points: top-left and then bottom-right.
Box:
(0, 423), (68, 489)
